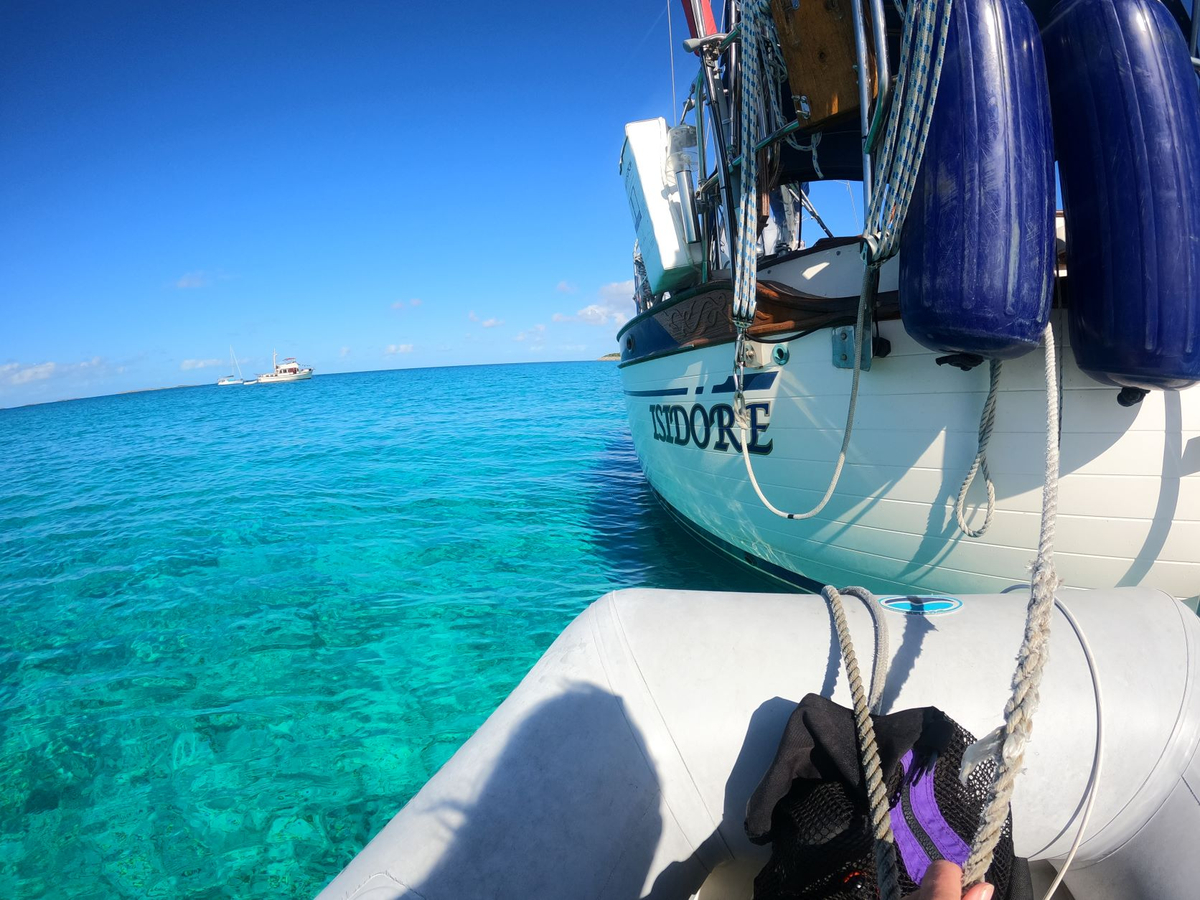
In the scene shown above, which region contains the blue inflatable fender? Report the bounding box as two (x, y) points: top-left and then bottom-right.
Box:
(898, 0), (1056, 360)
(1043, 0), (1200, 391)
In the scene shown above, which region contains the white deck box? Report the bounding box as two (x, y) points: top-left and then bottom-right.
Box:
(620, 118), (701, 296)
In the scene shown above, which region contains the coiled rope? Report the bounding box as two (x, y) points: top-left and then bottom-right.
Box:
(862, 0), (955, 266)
(730, 0), (771, 329)
(954, 359), (1001, 538)
(731, 0), (954, 520)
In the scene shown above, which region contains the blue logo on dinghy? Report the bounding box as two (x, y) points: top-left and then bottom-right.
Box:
(879, 596), (963, 616)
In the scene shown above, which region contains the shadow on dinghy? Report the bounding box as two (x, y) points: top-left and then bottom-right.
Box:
(316, 587), (1200, 900)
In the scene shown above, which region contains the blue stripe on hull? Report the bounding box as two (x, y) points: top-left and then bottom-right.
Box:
(623, 387), (690, 397)
(623, 371), (778, 398)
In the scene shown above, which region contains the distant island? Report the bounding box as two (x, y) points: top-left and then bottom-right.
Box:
(598, 353), (620, 361)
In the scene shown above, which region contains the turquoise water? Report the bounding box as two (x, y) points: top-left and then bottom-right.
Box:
(0, 362), (783, 898)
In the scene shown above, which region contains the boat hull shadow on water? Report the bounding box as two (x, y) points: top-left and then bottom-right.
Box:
(316, 587), (1200, 899)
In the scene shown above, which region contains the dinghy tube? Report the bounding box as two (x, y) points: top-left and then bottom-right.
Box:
(317, 588), (1200, 899)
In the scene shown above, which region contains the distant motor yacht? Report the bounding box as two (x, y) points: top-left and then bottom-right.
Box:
(256, 350), (313, 384)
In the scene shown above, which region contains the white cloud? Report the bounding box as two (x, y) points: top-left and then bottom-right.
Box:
(556, 280), (577, 294)
(175, 271), (211, 289)
(482, 318), (503, 328)
(386, 344), (414, 354)
(1, 357), (110, 391)
(549, 280), (628, 328)
(513, 323), (546, 343)
(554, 280), (634, 329)
(575, 304), (613, 325)
(180, 358), (223, 371)
(409, 298), (422, 307)
(11, 361), (57, 384)
(340, 346), (351, 358)
(599, 280), (636, 302)
(468, 311), (479, 322)
(391, 301), (405, 310)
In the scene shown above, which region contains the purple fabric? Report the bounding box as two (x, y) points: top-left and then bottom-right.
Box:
(889, 749), (972, 885)
(909, 752), (971, 866)
(889, 752), (932, 883)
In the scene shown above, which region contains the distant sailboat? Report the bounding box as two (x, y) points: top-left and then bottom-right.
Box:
(216, 347), (245, 386)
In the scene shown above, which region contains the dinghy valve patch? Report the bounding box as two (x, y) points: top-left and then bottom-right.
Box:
(879, 596), (963, 616)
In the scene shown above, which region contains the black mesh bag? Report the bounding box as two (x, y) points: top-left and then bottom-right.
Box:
(745, 694), (1032, 900)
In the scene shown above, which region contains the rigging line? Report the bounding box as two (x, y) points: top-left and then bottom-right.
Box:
(620, 5), (669, 76)
(844, 182), (861, 232)
(667, 0), (677, 119)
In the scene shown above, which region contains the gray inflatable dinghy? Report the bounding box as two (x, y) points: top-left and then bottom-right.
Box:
(317, 587), (1200, 899)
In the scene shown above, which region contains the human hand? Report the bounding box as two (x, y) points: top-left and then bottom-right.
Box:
(905, 860), (994, 900)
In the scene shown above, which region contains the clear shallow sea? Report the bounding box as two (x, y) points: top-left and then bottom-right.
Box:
(0, 362), (784, 898)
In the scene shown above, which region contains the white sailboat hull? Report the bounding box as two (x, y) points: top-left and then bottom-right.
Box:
(620, 312), (1200, 599)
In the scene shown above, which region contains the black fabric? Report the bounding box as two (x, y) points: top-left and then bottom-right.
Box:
(1008, 858), (1034, 900)
(745, 694), (1031, 900)
(745, 695), (952, 842)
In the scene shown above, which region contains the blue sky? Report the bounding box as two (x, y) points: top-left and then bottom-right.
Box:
(1, 0), (863, 407)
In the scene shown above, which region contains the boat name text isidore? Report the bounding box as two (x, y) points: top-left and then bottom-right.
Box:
(649, 402), (773, 455)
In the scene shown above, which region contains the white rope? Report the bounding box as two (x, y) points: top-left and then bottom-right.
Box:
(961, 321), (1060, 886)
(736, 266), (876, 520)
(822, 585), (901, 900)
(840, 585), (892, 714)
(1040, 596), (1104, 900)
(955, 359), (1001, 538)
